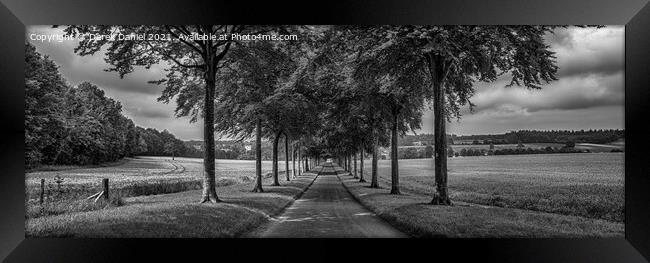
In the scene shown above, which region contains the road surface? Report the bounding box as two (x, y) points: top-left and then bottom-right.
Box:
(258, 163), (407, 238)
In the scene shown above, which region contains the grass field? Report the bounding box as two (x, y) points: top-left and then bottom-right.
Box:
(340, 174), (622, 238)
(25, 161), (319, 238)
(361, 153), (624, 222)
(26, 156), (278, 189)
(340, 152), (624, 237)
(25, 157), (290, 218)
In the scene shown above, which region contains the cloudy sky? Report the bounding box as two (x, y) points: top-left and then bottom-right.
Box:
(27, 26), (624, 140)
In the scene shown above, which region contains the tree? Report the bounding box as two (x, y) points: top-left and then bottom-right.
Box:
(254, 118), (263, 192)
(308, 27), (396, 189)
(63, 25), (259, 203)
(359, 149), (366, 182)
(447, 146), (455, 158)
(353, 152), (358, 179)
(212, 40), (294, 188)
(352, 36), (430, 194)
(164, 142), (176, 160)
(425, 144), (434, 158)
(25, 43), (68, 167)
(354, 26), (560, 204)
(212, 27), (322, 189)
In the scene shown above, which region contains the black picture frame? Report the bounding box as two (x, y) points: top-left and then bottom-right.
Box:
(1, 0), (648, 262)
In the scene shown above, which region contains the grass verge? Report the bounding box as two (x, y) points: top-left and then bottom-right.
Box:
(337, 171), (623, 238)
(367, 157), (624, 222)
(25, 170), (320, 238)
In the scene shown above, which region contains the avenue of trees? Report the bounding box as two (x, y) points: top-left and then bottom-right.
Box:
(56, 25), (565, 205)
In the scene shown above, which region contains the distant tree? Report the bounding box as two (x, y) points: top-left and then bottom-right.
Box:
(135, 136), (148, 154)
(447, 146), (454, 158)
(164, 142), (176, 160)
(425, 145), (434, 158)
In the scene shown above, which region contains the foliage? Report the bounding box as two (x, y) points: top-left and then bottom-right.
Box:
(25, 43), (193, 168)
(25, 43), (69, 167)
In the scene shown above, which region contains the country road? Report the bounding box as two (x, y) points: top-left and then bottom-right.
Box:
(256, 163), (407, 238)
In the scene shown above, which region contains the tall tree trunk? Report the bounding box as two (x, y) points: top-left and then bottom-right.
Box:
(285, 134), (290, 181)
(292, 143), (296, 179)
(347, 155), (350, 171)
(298, 146), (301, 175)
(370, 135), (379, 188)
(272, 130), (281, 186)
(390, 113), (401, 194)
(305, 156), (309, 171)
(345, 154), (352, 173)
(345, 155), (348, 172)
(252, 118), (263, 192)
(428, 54), (451, 205)
(200, 57), (220, 203)
(348, 155), (352, 175)
(353, 152), (358, 179)
(359, 148), (366, 182)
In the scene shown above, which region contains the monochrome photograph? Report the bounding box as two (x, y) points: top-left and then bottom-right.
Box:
(24, 25), (624, 238)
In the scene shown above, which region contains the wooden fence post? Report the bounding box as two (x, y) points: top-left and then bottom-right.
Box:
(40, 178), (45, 204)
(102, 178), (109, 200)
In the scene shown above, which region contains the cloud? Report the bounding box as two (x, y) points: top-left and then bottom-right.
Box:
(469, 71), (623, 114)
(417, 26), (624, 135)
(27, 26), (202, 140)
(28, 26), (168, 95)
(547, 26), (624, 78)
(124, 106), (170, 119)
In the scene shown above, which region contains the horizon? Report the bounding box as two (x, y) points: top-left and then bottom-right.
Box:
(191, 128), (625, 143)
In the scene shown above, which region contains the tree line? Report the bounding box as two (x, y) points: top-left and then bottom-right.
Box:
(453, 146), (585, 157)
(62, 25), (567, 205)
(454, 129), (624, 145)
(25, 43), (196, 168)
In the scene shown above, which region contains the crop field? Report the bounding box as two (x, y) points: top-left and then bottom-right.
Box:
(26, 157), (283, 191)
(25, 157), (287, 217)
(363, 152), (624, 222)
